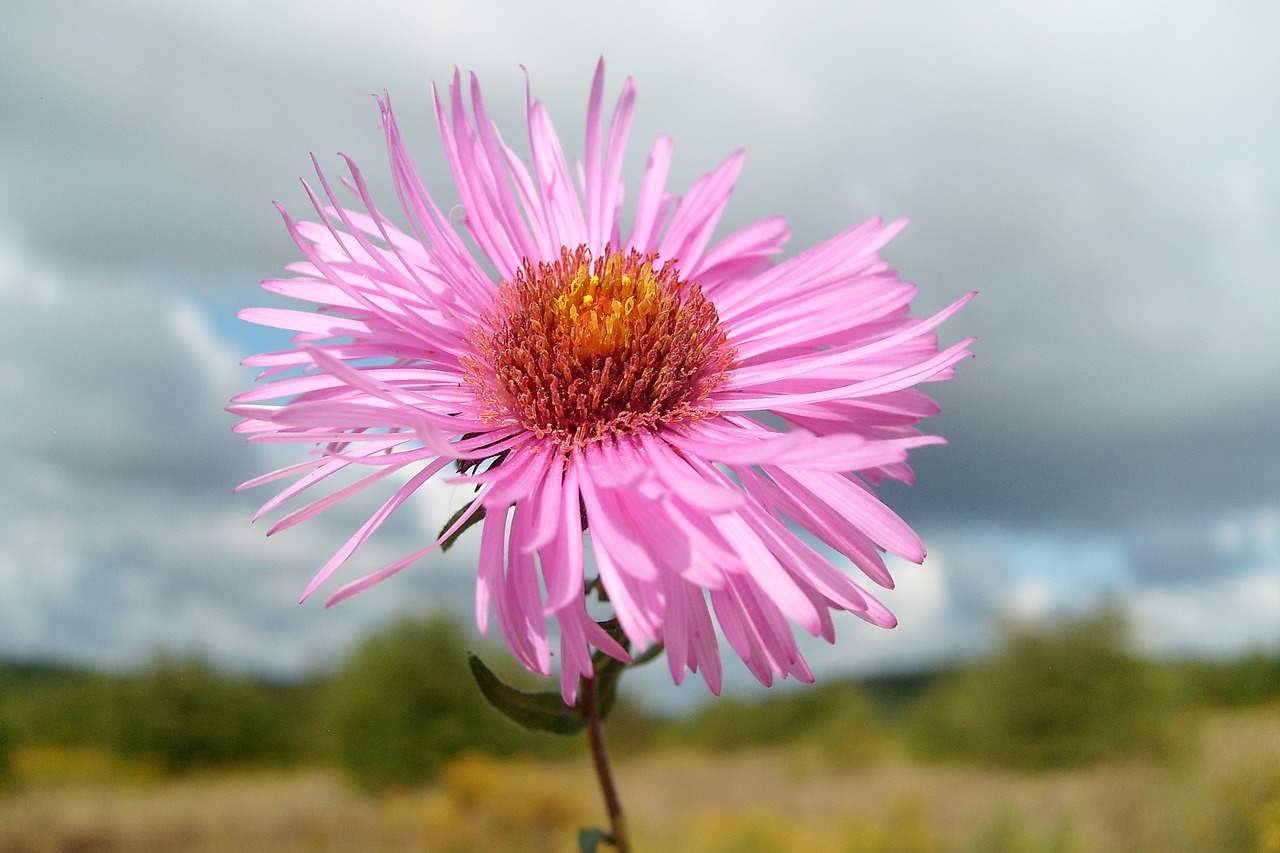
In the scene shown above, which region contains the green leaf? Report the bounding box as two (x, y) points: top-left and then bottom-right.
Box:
(439, 501), (485, 553)
(467, 653), (586, 736)
(578, 827), (607, 853)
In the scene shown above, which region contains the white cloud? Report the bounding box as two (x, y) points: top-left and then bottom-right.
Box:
(2, 0), (1278, 682)
(168, 297), (245, 410)
(0, 224), (482, 674)
(1214, 507), (1280, 563)
(1131, 568), (1280, 658)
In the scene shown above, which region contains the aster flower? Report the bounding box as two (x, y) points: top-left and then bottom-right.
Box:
(231, 61), (973, 703)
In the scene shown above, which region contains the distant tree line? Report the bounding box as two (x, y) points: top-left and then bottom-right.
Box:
(1, 610), (1278, 789)
(0, 615), (575, 790)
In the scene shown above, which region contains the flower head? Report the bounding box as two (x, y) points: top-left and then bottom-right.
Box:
(231, 61), (973, 701)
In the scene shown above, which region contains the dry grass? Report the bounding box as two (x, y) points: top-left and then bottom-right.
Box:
(0, 769), (377, 852)
(1, 708), (1277, 853)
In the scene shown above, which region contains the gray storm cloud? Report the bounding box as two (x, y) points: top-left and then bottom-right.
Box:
(2, 0), (1276, 686)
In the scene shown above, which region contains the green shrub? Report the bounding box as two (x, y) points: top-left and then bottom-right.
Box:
(908, 609), (1176, 768)
(0, 684), (14, 782)
(111, 655), (296, 772)
(5, 673), (119, 749)
(1180, 651), (1280, 707)
(667, 680), (885, 762)
(318, 613), (544, 790)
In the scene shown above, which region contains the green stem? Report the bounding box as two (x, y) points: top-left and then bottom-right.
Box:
(581, 669), (632, 853)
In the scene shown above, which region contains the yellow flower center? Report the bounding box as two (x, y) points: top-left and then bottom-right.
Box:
(464, 246), (736, 447)
(553, 253), (660, 362)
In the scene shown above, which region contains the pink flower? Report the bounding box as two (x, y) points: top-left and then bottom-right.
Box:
(231, 61), (973, 702)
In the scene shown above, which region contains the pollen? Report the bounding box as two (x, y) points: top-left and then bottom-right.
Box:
(464, 246), (737, 447)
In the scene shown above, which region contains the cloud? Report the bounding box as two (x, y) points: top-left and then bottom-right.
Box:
(1, 0), (1277, 682)
(1131, 567), (1280, 658)
(0, 229), (251, 491)
(0, 224), (487, 673)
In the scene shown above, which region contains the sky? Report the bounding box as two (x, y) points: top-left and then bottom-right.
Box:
(1, 0), (1277, 707)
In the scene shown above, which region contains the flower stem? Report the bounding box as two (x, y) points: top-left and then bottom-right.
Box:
(581, 670), (632, 852)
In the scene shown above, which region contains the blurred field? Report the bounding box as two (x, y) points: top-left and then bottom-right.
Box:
(2, 611), (1278, 852)
(0, 705), (1277, 853)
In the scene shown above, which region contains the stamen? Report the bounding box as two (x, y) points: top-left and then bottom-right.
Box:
(464, 246), (737, 447)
